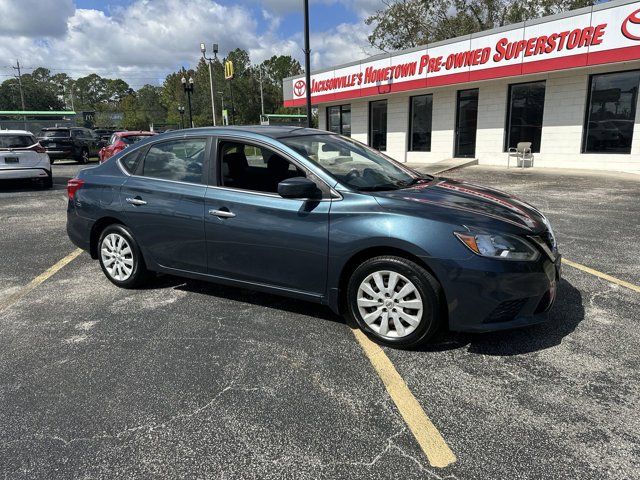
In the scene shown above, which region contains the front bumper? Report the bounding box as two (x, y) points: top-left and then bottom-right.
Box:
(0, 167), (50, 180)
(429, 252), (561, 333)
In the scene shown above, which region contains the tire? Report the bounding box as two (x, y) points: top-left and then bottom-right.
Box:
(41, 171), (53, 189)
(98, 224), (150, 288)
(346, 256), (443, 348)
(78, 147), (89, 164)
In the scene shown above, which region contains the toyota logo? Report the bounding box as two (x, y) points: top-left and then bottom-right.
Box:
(622, 8), (640, 40)
(294, 80), (306, 97)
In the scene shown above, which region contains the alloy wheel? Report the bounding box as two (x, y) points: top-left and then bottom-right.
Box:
(356, 270), (424, 339)
(101, 233), (134, 281)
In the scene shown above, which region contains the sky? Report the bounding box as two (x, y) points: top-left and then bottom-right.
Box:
(0, 0), (384, 89)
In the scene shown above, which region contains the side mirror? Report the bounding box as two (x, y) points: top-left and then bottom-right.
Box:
(277, 177), (321, 199)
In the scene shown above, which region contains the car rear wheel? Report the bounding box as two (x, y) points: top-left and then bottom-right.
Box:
(98, 224), (150, 288)
(347, 256), (442, 348)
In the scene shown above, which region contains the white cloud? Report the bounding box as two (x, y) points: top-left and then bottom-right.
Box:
(310, 21), (379, 68)
(0, 0), (377, 87)
(0, 0), (75, 37)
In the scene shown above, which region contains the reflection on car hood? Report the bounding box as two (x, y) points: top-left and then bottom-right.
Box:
(376, 178), (548, 232)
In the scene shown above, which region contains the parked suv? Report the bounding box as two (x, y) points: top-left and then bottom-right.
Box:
(0, 130), (51, 188)
(38, 127), (101, 164)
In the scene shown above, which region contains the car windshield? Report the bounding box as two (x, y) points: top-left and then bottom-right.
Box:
(0, 135), (35, 149)
(41, 130), (70, 138)
(280, 134), (428, 191)
(121, 135), (152, 145)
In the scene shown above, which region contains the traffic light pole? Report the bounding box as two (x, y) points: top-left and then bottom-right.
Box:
(228, 79), (236, 125)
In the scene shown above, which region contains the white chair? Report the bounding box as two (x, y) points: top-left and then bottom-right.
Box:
(507, 142), (534, 169)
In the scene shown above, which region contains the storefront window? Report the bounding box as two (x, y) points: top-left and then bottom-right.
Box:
(369, 100), (387, 151)
(505, 81), (546, 153)
(327, 105), (351, 136)
(583, 70), (640, 154)
(409, 94), (433, 151)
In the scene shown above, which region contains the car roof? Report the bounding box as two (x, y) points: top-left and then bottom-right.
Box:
(118, 131), (155, 136)
(166, 125), (331, 139)
(0, 130), (34, 135)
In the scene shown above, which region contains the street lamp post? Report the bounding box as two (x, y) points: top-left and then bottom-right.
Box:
(177, 105), (185, 129)
(200, 42), (218, 127)
(181, 76), (194, 128)
(217, 91), (225, 125)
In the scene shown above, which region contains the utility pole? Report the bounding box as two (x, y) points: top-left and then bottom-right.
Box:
(13, 60), (27, 130)
(259, 66), (265, 116)
(303, 0), (312, 128)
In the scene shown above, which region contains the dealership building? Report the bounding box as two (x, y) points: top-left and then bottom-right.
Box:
(284, 0), (640, 173)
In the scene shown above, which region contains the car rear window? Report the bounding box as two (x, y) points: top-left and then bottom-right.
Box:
(121, 135), (152, 145)
(41, 130), (70, 138)
(0, 135), (36, 149)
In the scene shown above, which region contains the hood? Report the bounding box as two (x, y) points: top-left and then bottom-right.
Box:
(375, 177), (548, 233)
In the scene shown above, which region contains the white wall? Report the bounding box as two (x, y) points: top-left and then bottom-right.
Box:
(316, 61), (640, 173)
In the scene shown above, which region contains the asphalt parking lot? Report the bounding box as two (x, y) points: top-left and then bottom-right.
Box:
(1, 162), (639, 479)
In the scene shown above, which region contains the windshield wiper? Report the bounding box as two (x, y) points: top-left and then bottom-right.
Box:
(395, 177), (431, 188)
(357, 185), (401, 192)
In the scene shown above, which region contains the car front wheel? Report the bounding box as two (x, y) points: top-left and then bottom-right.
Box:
(347, 256), (442, 348)
(98, 224), (150, 288)
(78, 148), (89, 164)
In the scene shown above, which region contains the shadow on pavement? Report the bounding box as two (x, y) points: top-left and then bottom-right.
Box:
(147, 275), (583, 355)
(158, 275), (345, 325)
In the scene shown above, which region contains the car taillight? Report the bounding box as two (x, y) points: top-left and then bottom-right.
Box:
(67, 178), (85, 200)
(30, 143), (46, 153)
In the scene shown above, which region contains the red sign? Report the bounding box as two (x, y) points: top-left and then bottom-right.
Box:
(285, 3), (640, 107)
(622, 8), (640, 41)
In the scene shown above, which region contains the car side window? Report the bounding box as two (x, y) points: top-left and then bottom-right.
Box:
(120, 149), (142, 173)
(141, 139), (206, 184)
(219, 141), (305, 194)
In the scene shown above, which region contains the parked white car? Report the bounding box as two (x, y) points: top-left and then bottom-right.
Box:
(0, 130), (52, 188)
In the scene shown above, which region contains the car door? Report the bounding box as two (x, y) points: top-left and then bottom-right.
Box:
(120, 136), (210, 274)
(204, 138), (331, 297)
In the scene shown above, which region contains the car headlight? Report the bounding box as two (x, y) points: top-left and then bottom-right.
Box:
(454, 232), (540, 261)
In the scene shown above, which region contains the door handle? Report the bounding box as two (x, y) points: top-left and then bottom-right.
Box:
(126, 197), (147, 206)
(209, 209), (236, 218)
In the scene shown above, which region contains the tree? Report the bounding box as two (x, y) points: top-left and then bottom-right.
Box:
(0, 67), (65, 111)
(366, 0), (598, 51)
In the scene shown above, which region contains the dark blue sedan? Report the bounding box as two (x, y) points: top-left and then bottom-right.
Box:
(67, 126), (561, 348)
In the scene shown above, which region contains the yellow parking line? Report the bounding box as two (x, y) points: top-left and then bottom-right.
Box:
(351, 328), (456, 468)
(563, 258), (640, 294)
(0, 248), (82, 314)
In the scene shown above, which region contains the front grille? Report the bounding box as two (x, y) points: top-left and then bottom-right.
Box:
(484, 298), (528, 324)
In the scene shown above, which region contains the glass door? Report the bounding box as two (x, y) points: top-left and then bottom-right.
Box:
(455, 88), (479, 158)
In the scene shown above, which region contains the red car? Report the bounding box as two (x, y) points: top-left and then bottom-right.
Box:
(99, 131), (157, 163)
